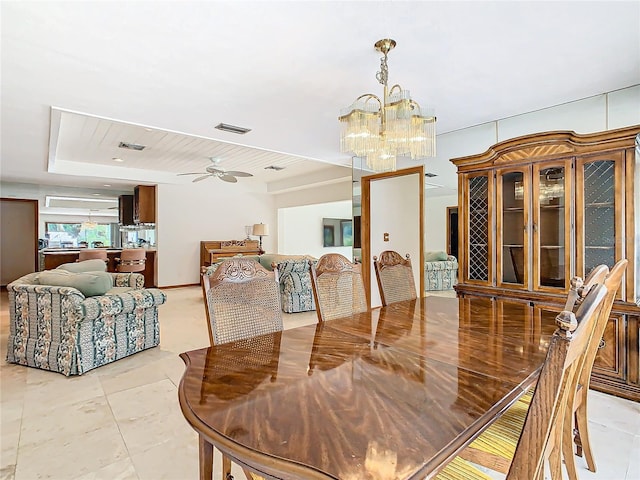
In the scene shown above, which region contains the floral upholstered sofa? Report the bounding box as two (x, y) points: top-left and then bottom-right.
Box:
(6, 269), (166, 376)
(424, 251), (458, 291)
(204, 254), (317, 313)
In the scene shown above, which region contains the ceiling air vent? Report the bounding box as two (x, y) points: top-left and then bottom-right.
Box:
(215, 123), (252, 135)
(118, 142), (146, 151)
(264, 165), (285, 171)
(425, 172), (438, 178)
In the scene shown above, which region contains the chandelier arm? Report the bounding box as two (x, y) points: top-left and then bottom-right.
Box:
(388, 84), (403, 96)
(355, 93), (382, 109)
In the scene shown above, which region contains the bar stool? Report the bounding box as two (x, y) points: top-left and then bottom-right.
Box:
(78, 249), (108, 262)
(115, 249), (146, 273)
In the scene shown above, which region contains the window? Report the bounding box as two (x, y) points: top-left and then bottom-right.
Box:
(45, 222), (112, 248)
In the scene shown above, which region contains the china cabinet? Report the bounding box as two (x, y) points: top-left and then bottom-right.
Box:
(452, 125), (640, 400)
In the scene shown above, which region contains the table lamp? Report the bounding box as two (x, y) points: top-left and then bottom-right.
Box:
(252, 223), (269, 254)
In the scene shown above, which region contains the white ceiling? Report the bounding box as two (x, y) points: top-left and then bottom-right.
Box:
(1, 1), (639, 195)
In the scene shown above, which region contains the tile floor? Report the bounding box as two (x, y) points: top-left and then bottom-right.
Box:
(1, 287), (638, 480)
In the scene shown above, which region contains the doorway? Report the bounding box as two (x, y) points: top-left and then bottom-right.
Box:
(446, 206), (458, 259)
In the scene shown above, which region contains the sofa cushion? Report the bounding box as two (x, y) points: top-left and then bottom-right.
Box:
(56, 259), (107, 273)
(37, 270), (114, 297)
(424, 251), (449, 262)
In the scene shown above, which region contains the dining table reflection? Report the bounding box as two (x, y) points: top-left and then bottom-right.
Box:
(179, 295), (554, 480)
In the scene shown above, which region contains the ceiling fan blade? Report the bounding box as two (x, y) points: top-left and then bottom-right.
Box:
(193, 174), (212, 183)
(177, 172), (207, 176)
(224, 171), (253, 178)
(219, 175), (238, 183)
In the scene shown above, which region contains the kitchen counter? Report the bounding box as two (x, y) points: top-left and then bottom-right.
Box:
(40, 249), (157, 287)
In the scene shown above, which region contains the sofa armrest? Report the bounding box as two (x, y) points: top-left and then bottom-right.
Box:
(110, 272), (145, 289)
(83, 288), (166, 319)
(424, 260), (459, 271)
(447, 255), (458, 263)
(7, 283), (86, 356)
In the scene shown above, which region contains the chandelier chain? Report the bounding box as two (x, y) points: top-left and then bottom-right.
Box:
(375, 52), (389, 87)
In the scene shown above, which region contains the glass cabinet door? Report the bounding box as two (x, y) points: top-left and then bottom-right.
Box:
(532, 161), (571, 290)
(497, 168), (529, 287)
(575, 153), (624, 280)
(465, 173), (492, 284)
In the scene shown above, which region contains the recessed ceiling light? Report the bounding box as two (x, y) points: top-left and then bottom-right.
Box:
(144, 128), (153, 132)
(112, 157), (124, 162)
(425, 172), (438, 178)
(103, 184), (111, 187)
(215, 123), (251, 135)
(92, 193), (101, 196)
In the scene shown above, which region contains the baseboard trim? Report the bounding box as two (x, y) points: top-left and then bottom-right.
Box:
(158, 283), (200, 289)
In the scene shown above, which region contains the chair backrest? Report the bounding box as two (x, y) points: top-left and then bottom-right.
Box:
(577, 259), (628, 391)
(373, 251), (417, 305)
(562, 264), (609, 311)
(506, 282), (608, 479)
(201, 257), (283, 345)
(78, 249), (108, 262)
(310, 253), (368, 322)
(117, 248), (146, 272)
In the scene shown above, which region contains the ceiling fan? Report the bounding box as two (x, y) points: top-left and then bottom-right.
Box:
(177, 158), (253, 183)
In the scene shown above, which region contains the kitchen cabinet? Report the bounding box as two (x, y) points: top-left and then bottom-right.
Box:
(118, 194), (134, 225)
(134, 185), (156, 224)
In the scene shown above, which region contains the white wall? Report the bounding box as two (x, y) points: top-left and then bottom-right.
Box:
(278, 200), (352, 259)
(369, 173), (422, 307)
(156, 181), (275, 287)
(424, 194), (458, 253)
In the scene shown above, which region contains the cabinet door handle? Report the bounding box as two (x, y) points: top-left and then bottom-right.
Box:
(598, 339), (606, 349)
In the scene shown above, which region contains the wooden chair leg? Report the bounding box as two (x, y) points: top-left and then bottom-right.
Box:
(575, 396), (597, 472)
(548, 442), (563, 480)
(562, 404), (580, 480)
(222, 454), (233, 480)
(199, 435), (214, 480)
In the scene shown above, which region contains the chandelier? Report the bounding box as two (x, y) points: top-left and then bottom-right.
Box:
(339, 39), (436, 172)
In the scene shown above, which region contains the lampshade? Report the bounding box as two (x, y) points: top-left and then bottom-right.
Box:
(252, 223), (269, 236)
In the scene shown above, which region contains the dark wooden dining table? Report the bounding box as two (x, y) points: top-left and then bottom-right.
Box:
(178, 295), (558, 480)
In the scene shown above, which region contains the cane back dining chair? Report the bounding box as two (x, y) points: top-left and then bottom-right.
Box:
(463, 262), (625, 480)
(373, 250), (417, 306)
(201, 257), (283, 480)
(448, 265), (612, 480)
(436, 281), (609, 480)
(562, 259), (628, 480)
(310, 253), (368, 322)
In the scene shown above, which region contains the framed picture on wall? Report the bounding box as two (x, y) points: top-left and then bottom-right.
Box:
(323, 225), (335, 247)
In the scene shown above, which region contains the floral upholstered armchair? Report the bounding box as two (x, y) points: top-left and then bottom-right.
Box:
(424, 251), (458, 291)
(6, 271), (166, 376)
(272, 259), (316, 313)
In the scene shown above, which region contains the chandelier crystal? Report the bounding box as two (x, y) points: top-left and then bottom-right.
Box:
(339, 39), (436, 172)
